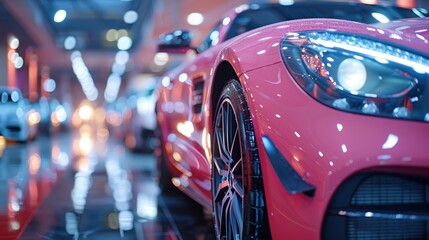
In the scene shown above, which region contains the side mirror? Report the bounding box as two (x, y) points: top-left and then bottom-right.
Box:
(157, 30), (197, 54)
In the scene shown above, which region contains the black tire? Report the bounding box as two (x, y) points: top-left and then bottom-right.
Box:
(154, 126), (176, 193)
(212, 80), (270, 240)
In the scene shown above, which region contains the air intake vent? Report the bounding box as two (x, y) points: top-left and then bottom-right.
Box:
(322, 172), (429, 240)
(351, 174), (426, 205)
(347, 217), (426, 240)
(192, 78), (204, 113)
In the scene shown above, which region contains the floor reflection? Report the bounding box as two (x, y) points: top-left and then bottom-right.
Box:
(0, 134), (70, 239)
(155, 189), (215, 240)
(0, 123), (215, 239)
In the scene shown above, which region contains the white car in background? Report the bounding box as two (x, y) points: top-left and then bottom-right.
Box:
(123, 78), (159, 152)
(0, 87), (39, 142)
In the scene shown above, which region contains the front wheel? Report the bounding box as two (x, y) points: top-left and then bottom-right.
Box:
(211, 80), (270, 240)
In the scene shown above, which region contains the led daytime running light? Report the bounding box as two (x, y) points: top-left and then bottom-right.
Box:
(308, 32), (429, 74)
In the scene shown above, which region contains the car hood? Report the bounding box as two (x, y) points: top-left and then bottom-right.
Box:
(223, 18), (429, 77)
(370, 17), (429, 55)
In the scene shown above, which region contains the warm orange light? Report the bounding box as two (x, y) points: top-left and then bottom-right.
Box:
(51, 113), (61, 127)
(72, 111), (82, 128)
(27, 110), (41, 126)
(177, 121), (194, 137)
(106, 112), (122, 127)
(0, 136), (7, 149)
(125, 135), (136, 149)
(172, 152), (181, 162)
(29, 153), (41, 175)
(79, 105), (94, 121)
(396, 0), (416, 8)
(78, 136), (93, 156)
(97, 127), (109, 138)
(28, 53), (38, 102)
(94, 107), (106, 124)
(52, 145), (61, 162)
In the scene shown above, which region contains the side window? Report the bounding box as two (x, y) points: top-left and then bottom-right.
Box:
(198, 22), (222, 53)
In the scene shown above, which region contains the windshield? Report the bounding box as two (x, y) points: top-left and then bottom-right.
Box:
(0, 90), (22, 104)
(225, 3), (428, 40)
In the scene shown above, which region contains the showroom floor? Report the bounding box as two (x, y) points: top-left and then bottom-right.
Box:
(0, 126), (214, 240)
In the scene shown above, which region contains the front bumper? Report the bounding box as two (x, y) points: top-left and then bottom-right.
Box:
(242, 62), (429, 239)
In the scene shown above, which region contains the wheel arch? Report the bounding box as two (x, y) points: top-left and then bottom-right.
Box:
(210, 60), (240, 124)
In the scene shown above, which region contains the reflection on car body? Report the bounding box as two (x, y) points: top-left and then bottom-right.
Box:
(155, 2), (429, 239)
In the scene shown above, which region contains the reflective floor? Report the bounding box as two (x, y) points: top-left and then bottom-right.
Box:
(0, 123), (214, 240)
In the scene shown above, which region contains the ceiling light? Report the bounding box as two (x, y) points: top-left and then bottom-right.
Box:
(106, 29), (118, 42)
(361, 0), (377, 4)
(8, 35), (19, 49)
(117, 36), (132, 50)
(115, 51), (129, 65)
(14, 56), (24, 69)
(279, 0), (295, 5)
(54, 10), (67, 23)
(124, 11), (138, 24)
(43, 78), (57, 92)
(64, 36), (77, 50)
(112, 62), (126, 75)
(187, 12), (204, 26)
(104, 74), (122, 103)
(154, 52), (169, 66)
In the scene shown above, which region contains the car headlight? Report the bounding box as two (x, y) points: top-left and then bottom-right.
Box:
(281, 32), (429, 122)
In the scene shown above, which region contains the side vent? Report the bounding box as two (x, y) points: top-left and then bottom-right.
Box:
(192, 78), (204, 113)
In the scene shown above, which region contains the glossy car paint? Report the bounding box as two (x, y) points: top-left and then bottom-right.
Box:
(156, 4), (429, 238)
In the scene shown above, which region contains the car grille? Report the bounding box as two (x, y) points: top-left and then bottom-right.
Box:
(351, 174), (426, 205)
(347, 217), (426, 239)
(322, 173), (429, 240)
(7, 126), (21, 132)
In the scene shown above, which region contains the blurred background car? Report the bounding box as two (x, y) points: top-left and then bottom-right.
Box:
(104, 96), (128, 140)
(48, 98), (71, 133)
(0, 87), (39, 142)
(31, 97), (70, 135)
(122, 77), (159, 152)
(31, 97), (52, 134)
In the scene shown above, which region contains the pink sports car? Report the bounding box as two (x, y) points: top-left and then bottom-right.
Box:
(155, 2), (429, 239)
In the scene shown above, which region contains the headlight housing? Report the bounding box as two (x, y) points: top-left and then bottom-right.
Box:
(281, 31), (429, 122)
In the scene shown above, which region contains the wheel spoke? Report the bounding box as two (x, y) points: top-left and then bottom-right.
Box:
(221, 190), (232, 238)
(231, 157), (243, 198)
(214, 178), (229, 202)
(232, 180), (244, 199)
(215, 126), (231, 166)
(229, 123), (238, 156)
(213, 97), (246, 240)
(230, 192), (243, 239)
(221, 104), (229, 153)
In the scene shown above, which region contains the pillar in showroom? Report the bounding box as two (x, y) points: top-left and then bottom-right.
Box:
(0, 37), (6, 86)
